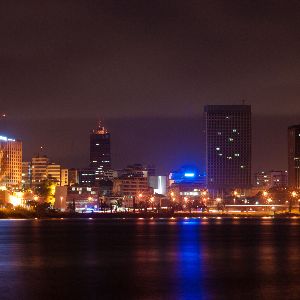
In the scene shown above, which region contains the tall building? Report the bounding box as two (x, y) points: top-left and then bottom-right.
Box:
(288, 125), (300, 189)
(31, 155), (49, 186)
(0, 135), (22, 187)
(89, 121), (111, 181)
(204, 105), (251, 192)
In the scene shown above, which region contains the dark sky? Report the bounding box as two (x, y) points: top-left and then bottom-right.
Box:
(1, 1), (300, 174)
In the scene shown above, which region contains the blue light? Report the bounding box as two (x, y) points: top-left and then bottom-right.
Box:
(184, 173), (195, 177)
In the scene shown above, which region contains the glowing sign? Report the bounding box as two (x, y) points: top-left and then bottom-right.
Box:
(0, 136), (8, 141)
(0, 135), (16, 142)
(184, 173), (195, 177)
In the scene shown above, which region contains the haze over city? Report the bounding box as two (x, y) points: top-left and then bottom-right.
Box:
(1, 1), (300, 173)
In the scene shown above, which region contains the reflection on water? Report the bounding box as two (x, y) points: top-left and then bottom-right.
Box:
(0, 219), (300, 299)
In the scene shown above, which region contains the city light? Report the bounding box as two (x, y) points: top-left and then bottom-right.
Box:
(184, 173), (195, 177)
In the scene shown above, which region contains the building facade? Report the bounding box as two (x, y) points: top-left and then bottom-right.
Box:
(288, 125), (300, 189)
(31, 155), (49, 186)
(68, 168), (78, 186)
(0, 136), (22, 187)
(255, 170), (288, 189)
(89, 122), (111, 181)
(204, 105), (251, 192)
(46, 163), (61, 184)
(60, 168), (69, 186)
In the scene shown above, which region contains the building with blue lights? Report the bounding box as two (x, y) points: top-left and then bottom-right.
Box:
(169, 167), (206, 198)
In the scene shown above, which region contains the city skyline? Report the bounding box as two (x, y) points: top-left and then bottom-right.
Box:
(0, 1), (300, 175)
(1, 112), (299, 175)
(1, 2), (300, 299)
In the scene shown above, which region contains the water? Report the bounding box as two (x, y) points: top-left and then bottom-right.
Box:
(0, 218), (300, 300)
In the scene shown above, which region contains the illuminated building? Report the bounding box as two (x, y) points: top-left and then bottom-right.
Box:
(31, 155), (49, 186)
(78, 169), (95, 186)
(255, 170), (288, 188)
(288, 125), (300, 189)
(66, 186), (100, 212)
(168, 167), (206, 198)
(204, 105), (251, 192)
(113, 177), (152, 197)
(46, 163), (61, 184)
(60, 168), (68, 186)
(89, 121), (111, 181)
(112, 164), (154, 197)
(0, 135), (22, 187)
(148, 176), (167, 195)
(22, 161), (32, 188)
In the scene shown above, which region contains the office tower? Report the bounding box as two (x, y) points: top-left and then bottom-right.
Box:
(0, 135), (22, 187)
(31, 155), (49, 186)
(90, 121), (111, 181)
(288, 125), (300, 189)
(204, 105), (251, 192)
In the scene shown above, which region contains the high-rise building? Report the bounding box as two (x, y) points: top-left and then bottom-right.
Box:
(89, 122), (111, 181)
(204, 105), (251, 191)
(31, 155), (49, 186)
(0, 135), (22, 187)
(288, 125), (300, 189)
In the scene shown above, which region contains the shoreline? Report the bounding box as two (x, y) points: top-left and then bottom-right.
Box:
(1, 211), (300, 220)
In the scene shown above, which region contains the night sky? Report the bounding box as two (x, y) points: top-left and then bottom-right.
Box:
(1, 1), (300, 174)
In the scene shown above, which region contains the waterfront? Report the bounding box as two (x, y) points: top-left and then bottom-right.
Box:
(1, 218), (300, 299)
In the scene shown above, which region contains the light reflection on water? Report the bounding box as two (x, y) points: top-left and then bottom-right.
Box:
(0, 219), (300, 299)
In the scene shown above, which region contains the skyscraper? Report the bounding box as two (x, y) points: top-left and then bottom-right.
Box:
(90, 121), (111, 181)
(0, 135), (22, 187)
(204, 105), (251, 192)
(288, 125), (300, 189)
